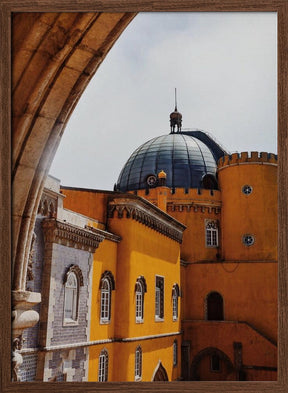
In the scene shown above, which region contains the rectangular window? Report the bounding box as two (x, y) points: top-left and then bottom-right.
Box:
(136, 290), (143, 322)
(64, 288), (74, 319)
(155, 276), (164, 320)
(172, 293), (178, 321)
(205, 220), (218, 247)
(135, 348), (142, 380)
(100, 290), (110, 321)
(98, 352), (108, 381)
(210, 354), (221, 372)
(64, 272), (78, 324)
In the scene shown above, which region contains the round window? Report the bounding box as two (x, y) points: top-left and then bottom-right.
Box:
(242, 234), (255, 246)
(146, 175), (157, 187)
(242, 185), (253, 195)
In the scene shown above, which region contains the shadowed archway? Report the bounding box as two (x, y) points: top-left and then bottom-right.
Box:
(190, 347), (234, 381)
(206, 291), (224, 320)
(152, 362), (169, 381)
(10, 12), (137, 362)
(12, 12), (136, 294)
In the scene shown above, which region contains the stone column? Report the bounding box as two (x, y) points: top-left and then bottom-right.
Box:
(12, 290), (41, 381)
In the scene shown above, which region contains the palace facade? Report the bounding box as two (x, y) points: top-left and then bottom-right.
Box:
(19, 108), (277, 382)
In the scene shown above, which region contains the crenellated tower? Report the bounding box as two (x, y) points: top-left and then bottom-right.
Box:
(218, 152), (278, 261)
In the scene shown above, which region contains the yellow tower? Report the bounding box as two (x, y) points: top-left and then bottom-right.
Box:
(218, 152), (277, 261)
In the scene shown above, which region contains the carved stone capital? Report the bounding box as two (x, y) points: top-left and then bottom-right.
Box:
(12, 290), (41, 337)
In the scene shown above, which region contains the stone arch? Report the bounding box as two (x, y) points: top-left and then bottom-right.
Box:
(99, 270), (116, 290)
(152, 361), (169, 381)
(190, 347), (234, 381)
(11, 12), (136, 293)
(63, 264), (84, 287)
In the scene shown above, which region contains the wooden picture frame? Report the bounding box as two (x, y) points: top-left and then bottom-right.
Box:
(1, 1), (287, 392)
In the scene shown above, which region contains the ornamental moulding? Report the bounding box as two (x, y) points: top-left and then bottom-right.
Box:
(42, 218), (104, 252)
(38, 194), (57, 218)
(84, 225), (121, 243)
(167, 203), (221, 214)
(108, 197), (185, 244)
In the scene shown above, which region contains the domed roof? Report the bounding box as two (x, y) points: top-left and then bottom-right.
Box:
(116, 131), (224, 192)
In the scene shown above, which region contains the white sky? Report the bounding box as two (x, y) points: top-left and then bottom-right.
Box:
(50, 12), (277, 191)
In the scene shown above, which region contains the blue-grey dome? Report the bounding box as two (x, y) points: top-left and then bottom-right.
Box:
(116, 131), (226, 192)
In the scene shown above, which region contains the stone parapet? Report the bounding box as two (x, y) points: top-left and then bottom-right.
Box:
(135, 187), (221, 200)
(218, 152), (278, 169)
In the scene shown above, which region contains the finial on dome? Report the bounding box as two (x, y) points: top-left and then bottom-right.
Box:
(158, 170), (167, 186)
(158, 170), (167, 179)
(170, 88), (182, 133)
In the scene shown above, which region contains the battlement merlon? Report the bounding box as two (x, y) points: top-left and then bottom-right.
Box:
(133, 188), (221, 201)
(217, 152), (278, 169)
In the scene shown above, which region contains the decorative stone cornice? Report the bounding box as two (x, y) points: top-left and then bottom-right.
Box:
(84, 225), (121, 243)
(167, 202), (221, 214)
(42, 218), (104, 252)
(108, 195), (186, 244)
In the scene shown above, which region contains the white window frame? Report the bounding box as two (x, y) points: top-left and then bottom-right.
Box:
(98, 349), (108, 382)
(155, 275), (164, 321)
(100, 278), (111, 324)
(205, 220), (219, 248)
(135, 281), (144, 323)
(134, 346), (142, 381)
(63, 271), (78, 325)
(172, 288), (178, 321)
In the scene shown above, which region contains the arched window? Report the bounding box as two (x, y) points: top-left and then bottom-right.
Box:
(205, 220), (218, 247)
(135, 276), (147, 323)
(202, 174), (218, 190)
(173, 340), (178, 366)
(135, 346), (142, 381)
(155, 276), (164, 320)
(98, 349), (108, 382)
(172, 283), (180, 321)
(63, 265), (83, 324)
(206, 292), (224, 321)
(100, 279), (111, 323)
(135, 282), (143, 322)
(99, 271), (115, 323)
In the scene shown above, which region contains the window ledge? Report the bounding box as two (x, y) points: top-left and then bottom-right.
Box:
(100, 319), (111, 325)
(155, 317), (164, 322)
(63, 319), (79, 327)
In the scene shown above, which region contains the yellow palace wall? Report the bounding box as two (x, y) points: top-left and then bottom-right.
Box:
(88, 336), (181, 382)
(61, 150), (278, 381)
(182, 261), (277, 341)
(108, 217), (181, 338)
(61, 188), (183, 381)
(136, 188), (221, 262)
(90, 238), (118, 341)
